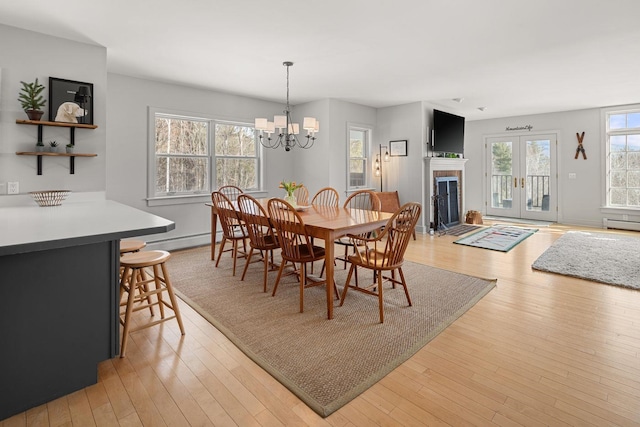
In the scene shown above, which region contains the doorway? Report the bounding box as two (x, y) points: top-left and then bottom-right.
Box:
(485, 134), (557, 222)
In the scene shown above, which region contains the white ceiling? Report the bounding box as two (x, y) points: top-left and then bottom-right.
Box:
(2, 0), (640, 120)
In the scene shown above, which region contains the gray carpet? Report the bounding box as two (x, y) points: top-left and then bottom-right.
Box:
(167, 246), (496, 417)
(532, 231), (640, 290)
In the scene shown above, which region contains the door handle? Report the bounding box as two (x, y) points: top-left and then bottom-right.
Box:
(521, 177), (525, 188)
(514, 177), (517, 188)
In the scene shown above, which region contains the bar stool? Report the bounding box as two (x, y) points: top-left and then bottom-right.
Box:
(119, 250), (185, 357)
(120, 239), (146, 254)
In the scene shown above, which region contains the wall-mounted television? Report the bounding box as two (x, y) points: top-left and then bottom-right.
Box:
(433, 109), (465, 155)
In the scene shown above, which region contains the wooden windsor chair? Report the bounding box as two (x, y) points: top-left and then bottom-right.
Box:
(237, 194), (281, 292)
(339, 202), (422, 323)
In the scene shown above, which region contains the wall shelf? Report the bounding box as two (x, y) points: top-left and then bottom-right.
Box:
(16, 119), (98, 175)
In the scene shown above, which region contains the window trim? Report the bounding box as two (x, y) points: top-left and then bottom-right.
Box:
(147, 107), (262, 207)
(346, 123), (374, 191)
(601, 104), (640, 211)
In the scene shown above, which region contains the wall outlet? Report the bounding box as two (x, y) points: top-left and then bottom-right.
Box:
(8, 182), (19, 195)
(568, 173), (577, 180)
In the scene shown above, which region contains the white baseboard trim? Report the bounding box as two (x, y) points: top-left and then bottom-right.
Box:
(145, 233), (212, 252)
(603, 218), (640, 231)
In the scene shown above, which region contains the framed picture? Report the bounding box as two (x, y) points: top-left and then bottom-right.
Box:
(389, 139), (408, 157)
(48, 77), (94, 125)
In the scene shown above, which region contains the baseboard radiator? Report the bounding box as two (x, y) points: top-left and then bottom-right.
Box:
(603, 218), (640, 231)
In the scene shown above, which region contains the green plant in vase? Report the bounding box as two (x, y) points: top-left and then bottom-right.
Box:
(18, 78), (46, 121)
(49, 140), (59, 152)
(66, 143), (74, 154)
(279, 180), (303, 207)
(35, 140), (45, 152)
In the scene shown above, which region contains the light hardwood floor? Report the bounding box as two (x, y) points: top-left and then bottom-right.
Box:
(3, 222), (640, 426)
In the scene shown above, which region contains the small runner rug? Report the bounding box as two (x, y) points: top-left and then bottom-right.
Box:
(167, 246), (496, 417)
(532, 231), (640, 290)
(454, 225), (538, 252)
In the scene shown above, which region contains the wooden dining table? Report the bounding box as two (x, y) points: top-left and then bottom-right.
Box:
(208, 198), (391, 319)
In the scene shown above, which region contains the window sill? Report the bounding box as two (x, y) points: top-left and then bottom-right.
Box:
(147, 194), (211, 207)
(146, 190), (269, 207)
(600, 206), (640, 215)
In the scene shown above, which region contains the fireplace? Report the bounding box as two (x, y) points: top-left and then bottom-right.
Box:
(434, 177), (460, 229)
(423, 157), (468, 231)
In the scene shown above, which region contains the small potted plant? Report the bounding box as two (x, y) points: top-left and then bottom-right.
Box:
(65, 143), (74, 154)
(49, 140), (59, 152)
(35, 140), (45, 152)
(18, 78), (46, 121)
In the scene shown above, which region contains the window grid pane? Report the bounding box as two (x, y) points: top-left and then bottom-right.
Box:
(348, 127), (370, 189)
(152, 112), (261, 200)
(607, 110), (640, 207)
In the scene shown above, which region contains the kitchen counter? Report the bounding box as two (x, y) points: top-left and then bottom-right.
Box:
(0, 200), (175, 420)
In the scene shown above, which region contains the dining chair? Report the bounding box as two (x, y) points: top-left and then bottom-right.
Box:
(267, 198), (338, 313)
(294, 184), (310, 206)
(237, 194), (281, 292)
(334, 189), (381, 269)
(375, 190), (417, 240)
(339, 202), (422, 323)
(311, 187), (340, 207)
(211, 191), (249, 276)
(218, 184), (243, 201)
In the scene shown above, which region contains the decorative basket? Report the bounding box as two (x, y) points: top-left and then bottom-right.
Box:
(29, 190), (71, 207)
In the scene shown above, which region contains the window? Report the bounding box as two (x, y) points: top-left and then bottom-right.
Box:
(348, 125), (371, 190)
(149, 108), (261, 205)
(605, 108), (640, 207)
(154, 114), (210, 197)
(214, 123), (259, 190)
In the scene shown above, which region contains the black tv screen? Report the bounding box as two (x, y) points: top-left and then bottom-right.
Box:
(433, 109), (465, 155)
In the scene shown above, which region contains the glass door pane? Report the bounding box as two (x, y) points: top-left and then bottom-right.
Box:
(488, 139), (518, 216)
(525, 138), (551, 212)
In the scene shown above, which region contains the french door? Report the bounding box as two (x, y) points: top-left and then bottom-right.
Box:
(486, 134), (557, 222)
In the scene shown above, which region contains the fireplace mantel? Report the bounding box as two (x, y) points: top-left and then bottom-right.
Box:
(424, 157), (468, 230)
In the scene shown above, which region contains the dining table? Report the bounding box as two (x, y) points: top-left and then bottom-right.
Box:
(208, 198), (392, 319)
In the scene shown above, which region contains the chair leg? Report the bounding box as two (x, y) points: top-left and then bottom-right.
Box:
(215, 236), (227, 267)
(377, 268), (384, 323)
(241, 247), (255, 281)
(342, 245), (348, 269)
(153, 264), (166, 319)
(231, 239), (238, 276)
(299, 262), (306, 313)
(160, 262), (185, 335)
(272, 260), (287, 297)
(262, 252), (269, 293)
(120, 269), (138, 358)
(339, 264), (357, 305)
(397, 267), (412, 306)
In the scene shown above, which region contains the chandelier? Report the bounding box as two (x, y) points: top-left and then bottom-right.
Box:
(254, 61), (319, 151)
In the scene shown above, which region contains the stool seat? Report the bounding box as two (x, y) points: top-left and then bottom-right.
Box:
(120, 239), (147, 254)
(121, 250), (170, 267)
(119, 249), (184, 357)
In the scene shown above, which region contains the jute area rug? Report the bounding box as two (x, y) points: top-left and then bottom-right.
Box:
(532, 230), (640, 290)
(167, 246), (496, 417)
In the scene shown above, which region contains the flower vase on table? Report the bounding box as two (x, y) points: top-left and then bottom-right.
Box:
(284, 193), (297, 207)
(280, 180), (302, 208)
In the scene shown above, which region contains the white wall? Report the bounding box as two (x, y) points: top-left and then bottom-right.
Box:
(376, 102), (426, 230)
(464, 108), (604, 227)
(106, 73), (290, 247)
(0, 24), (107, 205)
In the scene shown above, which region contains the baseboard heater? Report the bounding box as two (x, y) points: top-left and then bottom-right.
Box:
(603, 218), (640, 231)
